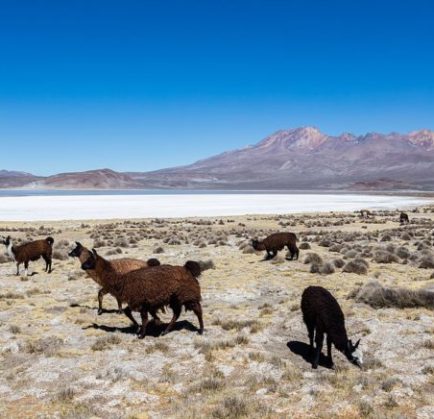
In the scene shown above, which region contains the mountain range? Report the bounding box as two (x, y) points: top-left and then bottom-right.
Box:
(2, 127), (434, 190)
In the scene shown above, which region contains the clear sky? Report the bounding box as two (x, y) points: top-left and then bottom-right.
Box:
(1, 0), (433, 175)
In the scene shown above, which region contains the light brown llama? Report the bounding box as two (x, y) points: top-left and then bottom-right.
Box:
(1, 235), (54, 277)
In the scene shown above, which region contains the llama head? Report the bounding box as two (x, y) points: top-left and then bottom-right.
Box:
(68, 241), (83, 258)
(81, 248), (98, 270)
(1, 235), (11, 246)
(345, 338), (363, 368)
(251, 239), (259, 249)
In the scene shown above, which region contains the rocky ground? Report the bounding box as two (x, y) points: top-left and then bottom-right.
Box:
(0, 208), (433, 418)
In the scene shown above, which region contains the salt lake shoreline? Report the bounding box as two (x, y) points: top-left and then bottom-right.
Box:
(0, 192), (432, 221)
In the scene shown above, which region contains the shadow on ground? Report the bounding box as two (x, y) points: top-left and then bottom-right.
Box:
(84, 320), (199, 337)
(287, 340), (333, 369)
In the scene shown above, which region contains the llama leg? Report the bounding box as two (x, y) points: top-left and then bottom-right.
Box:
(326, 335), (334, 368)
(16, 263), (20, 276)
(191, 302), (204, 334)
(47, 257), (52, 273)
(97, 288), (107, 315)
(265, 251), (272, 260)
(42, 255), (48, 272)
(307, 324), (315, 355)
(149, 309), (162, 326)
(286, 245), (293, 260)
(313, 330), (324, 369)
(270, 250), (277, 259)
(161, 303), (181, 336)
(137, 308), (149, 339)
(123, 306), (139, 329)
(23, 261), (29, 277)
(116, 297), (123, 314)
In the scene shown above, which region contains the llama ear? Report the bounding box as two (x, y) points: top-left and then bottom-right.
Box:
(92, 248), (98, 256)
(75, 241), (81, 247)
(354, 339), (361, 349)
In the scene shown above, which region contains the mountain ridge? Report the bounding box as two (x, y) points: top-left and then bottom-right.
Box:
(2, 127), (434, 190)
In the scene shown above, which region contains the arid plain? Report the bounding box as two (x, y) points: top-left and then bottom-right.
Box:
(0, 208), (433, 418)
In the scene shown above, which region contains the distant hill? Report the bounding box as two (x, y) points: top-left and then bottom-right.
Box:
(2, 128), (434, 190)
(0, 170), (42, 188)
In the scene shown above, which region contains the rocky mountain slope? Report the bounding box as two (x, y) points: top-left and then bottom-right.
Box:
(131, 127), (434, 190)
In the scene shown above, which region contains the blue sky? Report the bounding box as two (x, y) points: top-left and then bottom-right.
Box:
(1, 0), (433, 175)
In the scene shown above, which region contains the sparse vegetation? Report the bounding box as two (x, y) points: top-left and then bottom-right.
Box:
(352, 281), (434, 309)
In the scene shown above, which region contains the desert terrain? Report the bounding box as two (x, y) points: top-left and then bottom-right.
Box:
(0, 208), (433, 418)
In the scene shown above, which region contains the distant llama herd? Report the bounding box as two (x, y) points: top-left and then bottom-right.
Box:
(0, 211), (410, 369)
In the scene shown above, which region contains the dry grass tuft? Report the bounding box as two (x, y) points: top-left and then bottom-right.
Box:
(353, 281), (434, 309)
(304, 252), (323, 265)
(343, 258), (369, 275)
(91, 335), (122, 351)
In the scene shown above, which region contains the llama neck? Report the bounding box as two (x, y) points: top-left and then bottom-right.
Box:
(95, 256), (120, 287)
(330, 325), (349, 353)
(6, 241), (15, 259)
(255, 241), (266, 251)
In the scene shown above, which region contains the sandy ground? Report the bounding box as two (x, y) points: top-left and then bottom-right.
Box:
(0, 208), (433, 418)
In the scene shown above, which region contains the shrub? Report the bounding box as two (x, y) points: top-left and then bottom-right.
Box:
(373, 250), (400, 264)
(329, 244), (343, 253)
(381, 377), (401, 392)
(343, 258), (369, 275)
(345, 250), (359, 259)
(304, 253), (323, 265)
(25, 336), (63, 356)
(418, 254), (434, 269)
(212, 397), (248, 418)
(333, 258), (345, 268)
(299, 242), (311, 250)
(320, 262), (335, 275)
(53, 250), (68, 260)
(353, 281), (434, 309)
(91, 335), (122, 351)
(396, 246), (410, 259)
(380, 234), (392, 242)
(401, 233), (412, 241)
(318, 239), (332, 247)
(0, 254), (11, 264)
(310, 263), (321, 273)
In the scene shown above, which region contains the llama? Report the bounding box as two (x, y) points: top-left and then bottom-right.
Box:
(400, 212), (410, 224)
(301, 286), (363, 369)
(81, 249), (204, 339)
(69, 241), (160, 316)
(251, 232), (299, 260)
(1, 235), (54, 277)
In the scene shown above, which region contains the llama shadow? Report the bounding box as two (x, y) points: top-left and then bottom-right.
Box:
(84, 319), (198, 337)
(260, 256), (276, 262)
(69, 303), (122, 314)
(287, 340), (333, 369)
(10, 272), (38, 277)
(97, 308), (123, 315)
